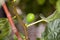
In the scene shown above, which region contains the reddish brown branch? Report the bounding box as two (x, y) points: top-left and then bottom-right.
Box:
(2, 3), (22, 40)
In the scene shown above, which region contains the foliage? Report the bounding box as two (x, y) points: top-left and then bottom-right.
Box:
(37, 0), (45, 5)
(13, 33), (25, 40)
(0, 0), (60, 40)
(41, 19), (60, 40)
(56, 0), (60, 13)
(0, 18), (11, 40)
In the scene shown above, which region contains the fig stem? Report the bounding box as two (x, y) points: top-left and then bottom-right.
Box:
(27, 19), (47, 27)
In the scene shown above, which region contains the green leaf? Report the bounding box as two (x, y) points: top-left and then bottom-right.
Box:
(13, 33), (25, 40)
(46, 10), (60, 22)
(0, 18), (11, 39)
(41, 19), (60, 40)
(56, 0), (60, 13)
(49, 0), (57, 5)
(13, 34), (18, 40)
(37, 0), (45, 5)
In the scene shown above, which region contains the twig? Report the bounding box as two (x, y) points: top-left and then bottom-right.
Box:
(27, 19), (48, 27)
(12, 6), (29, 40)
(2, 3), (22, 40)
(10, 1), (29, 40)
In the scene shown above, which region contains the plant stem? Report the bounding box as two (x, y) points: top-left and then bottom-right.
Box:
(27, 19), (48, 27)
(12, 6), (29, 40)
(2, 3), (22, 40)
